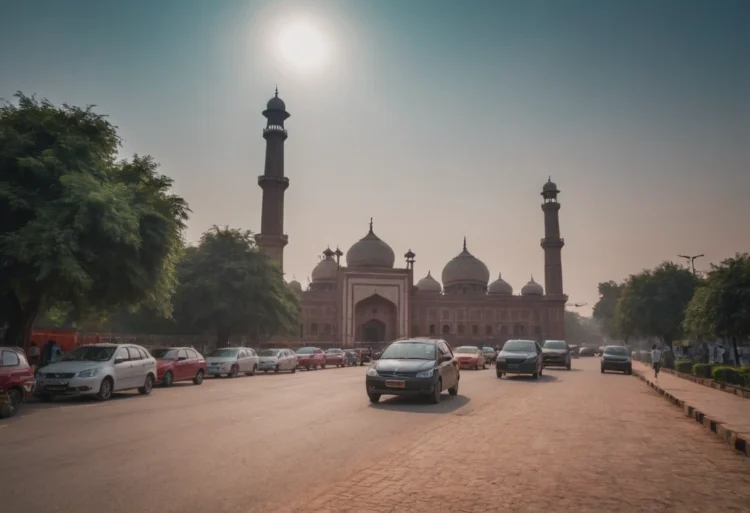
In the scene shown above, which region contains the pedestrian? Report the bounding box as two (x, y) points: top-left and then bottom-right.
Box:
(41, 340), (56, 367)
(651, 344), (662, 378)
(27, 341), (40, 367)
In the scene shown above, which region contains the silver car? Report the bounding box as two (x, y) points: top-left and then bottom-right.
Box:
(206, 347), (259, 378)
(257, 348), (298, 373)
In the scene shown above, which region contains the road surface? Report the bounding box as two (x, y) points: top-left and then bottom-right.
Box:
(1, 358), (749, 512)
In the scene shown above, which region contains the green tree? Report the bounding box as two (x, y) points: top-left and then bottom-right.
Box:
(564, 311), (601, 345)
(173, 226), (300, 347)
(614, 262), (700, 349)
(0, 93), (188, 346)
(683, 253), (750, 365)
(592, 280), (624, 340)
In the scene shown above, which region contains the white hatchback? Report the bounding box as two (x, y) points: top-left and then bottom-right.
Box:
(36, 344), (157, 401)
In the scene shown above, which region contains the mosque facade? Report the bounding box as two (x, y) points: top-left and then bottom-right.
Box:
(255, 92), (567, 347)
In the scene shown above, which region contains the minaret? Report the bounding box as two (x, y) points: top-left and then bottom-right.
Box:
(541, 177), (564, 295)
(255, 88), (290, 268)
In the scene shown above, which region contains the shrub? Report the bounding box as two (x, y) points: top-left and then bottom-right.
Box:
(712, 366), (746, 387)
(675, 360), (694, 373)
(693, 363), (713, 379)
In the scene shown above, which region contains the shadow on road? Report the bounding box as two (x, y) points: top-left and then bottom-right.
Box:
(370, 393), (470, 414)
(501, 374), (559, 383)
(545, 367), (582, 372)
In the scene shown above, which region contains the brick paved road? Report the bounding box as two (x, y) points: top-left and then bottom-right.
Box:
(2, 358), (749, 513)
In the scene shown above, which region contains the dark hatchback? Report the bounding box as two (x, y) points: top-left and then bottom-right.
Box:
(542, 340), (571, 369)
(365, 338), (459, 404)
(600, 346), (632, 374)
(496, 339), (544, 379)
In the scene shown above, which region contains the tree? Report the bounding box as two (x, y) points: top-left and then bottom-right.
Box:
(0, 93), (188, 346)
(592, 280), (624, 340)
(614, 261), (700, 349)
(173, 226), (301, 347)
(564, 311), (601, 345)
(683, 253), (750, 365)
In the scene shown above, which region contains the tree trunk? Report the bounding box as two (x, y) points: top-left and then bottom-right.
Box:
(731, 336), (741, 366)
(2, 294), (41, 348)
(217, 327), (230, 348)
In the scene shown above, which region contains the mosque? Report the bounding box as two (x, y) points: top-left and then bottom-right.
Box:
(255, 91), (567, 347)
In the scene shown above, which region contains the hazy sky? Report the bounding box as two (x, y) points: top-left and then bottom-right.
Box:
(2, 0), (749, 315)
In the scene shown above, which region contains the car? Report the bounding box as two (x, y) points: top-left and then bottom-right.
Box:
(542, 340), (571, 370)
(353, 348), (372, 365)
(324, 348), (347, 367)
(496, 339), (544, 379)
(482, 346), (497, 364)
(206, 347), (259, 377)
(365, 338), (459, 404)
(151, 347), (206, 386)
(257, 348), (298, 373)
(344, 349), (360, 366)
(454, 346), (487, 370)
(0, 346), (36, 418)
(601, 345), (633, 374)
(35, 343), (156, 401)
(296, 347), (326, 370)
(579, 346), (596, 357)
(568, 344), (580, 358)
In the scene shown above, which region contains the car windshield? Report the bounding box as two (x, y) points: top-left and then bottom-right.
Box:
(455, 346), (478, 354)
(604, 346), (629, 356)
(297, 347), (315, 354)
(258, 349), (280, 357)
(483, 347), (494, 353)
(209, 348), (239, 357)
(380, 342), (436, 360)
(60, 346), (116, 362)
(502, 340), (536, 352)
(151, 349), (178, 359)
(325, 349), (342, 353)
(543, 341), (567, 350)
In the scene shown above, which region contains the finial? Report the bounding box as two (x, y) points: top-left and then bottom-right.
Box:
(498, 272), (502, 278)
(548, 175), (551, 182)
(369, 217), (373, 233)
(463, 236), (467, 251)
(530, 274), (535, 282)
(275, 85), (279, 98)
(427, 270), (431, 276)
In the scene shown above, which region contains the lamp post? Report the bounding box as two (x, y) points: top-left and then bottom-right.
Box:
(677, 254), (704, 276)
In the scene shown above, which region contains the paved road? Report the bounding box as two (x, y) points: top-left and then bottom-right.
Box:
(2, 358), (749, 513)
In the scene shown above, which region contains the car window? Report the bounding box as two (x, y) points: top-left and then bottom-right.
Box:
(248, 349), (256, 357)
(238, 350), (247, 358)
(138, 348), (150, 359)
(188, 349), (200, 359)
(115, 347), (129, 362)
(1, 350), (20, 367)
(128, 347), (142, 360)
(177, 349), (188, 360)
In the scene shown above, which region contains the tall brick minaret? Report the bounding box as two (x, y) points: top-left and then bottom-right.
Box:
(255, 88), (290, 269)
(541, 178), (564, 296)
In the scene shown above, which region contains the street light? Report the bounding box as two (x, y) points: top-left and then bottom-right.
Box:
(677, 254), (704, 275)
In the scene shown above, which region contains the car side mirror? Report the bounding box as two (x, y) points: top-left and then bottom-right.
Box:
(441, 355), (452, 363)
(115, 358), (127, 365)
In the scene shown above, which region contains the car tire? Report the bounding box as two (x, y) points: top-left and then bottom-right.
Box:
(96, 377), (113, 401)
(566, 363), (571, 370)
(368, 393), (381, 404)
(600, 367), (605, 373)
(291, 367), (296, 374)
(230, 365), (239, 378)
(162, 371), (174, 387)
(482, 361), (487, 370)
(274, 365), (280, 373)
(448, 380), (459, 396)
(0, 389), (23, 418)
(496, 371), (502, 379)
(138, 374), (154, 395)
(250, 364), (257, 376)
(321, 364), (326, 369)
(429, 379), (442, 404)
(532, 371), (539, 379)
(193, 370), (204, 385)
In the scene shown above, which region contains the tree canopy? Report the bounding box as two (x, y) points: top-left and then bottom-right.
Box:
(592, 280), (624, 340)
(564, 311), (601, 346)
(0, 93), (189, 346)
(172, 226), (301, 347)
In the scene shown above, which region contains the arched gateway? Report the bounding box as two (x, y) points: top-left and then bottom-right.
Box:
(354, 294), (397, 343)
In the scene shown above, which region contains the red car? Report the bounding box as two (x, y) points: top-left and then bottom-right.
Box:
(324, 348), (347, 367)
(296, 347), (326, 370)
(151, 347), (206, 387)
(0, 346), (36, 418)
(454, 346), (487, 370)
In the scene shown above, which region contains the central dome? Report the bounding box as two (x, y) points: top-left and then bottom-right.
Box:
(441, 238), (490, 288)
(345, 220), (395, 268)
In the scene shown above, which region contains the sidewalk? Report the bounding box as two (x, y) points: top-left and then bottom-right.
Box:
(632, 361), (750, 457)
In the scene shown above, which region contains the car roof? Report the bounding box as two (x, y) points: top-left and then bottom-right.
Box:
(391, 338), (439, 345)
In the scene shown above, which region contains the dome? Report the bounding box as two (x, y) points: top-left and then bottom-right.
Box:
(488, 272), (513, 295)
(543, 177), (558, 193)
(345, 220), (395, 268)
(311, 249), (338, 283)
(441, 238), (490, 288)
(288, 279), (303, 293)
(266, 88), (286, 111)
(521, 276), (544, 296)
(416, 271), (442, 293)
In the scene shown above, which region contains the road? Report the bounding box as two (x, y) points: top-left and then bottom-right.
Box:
(2, 358), (749, 512)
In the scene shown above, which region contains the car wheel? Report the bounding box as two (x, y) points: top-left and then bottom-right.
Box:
(448, 379), (459, 396)
(496, 370), (503, 379)
(96, 377), (113, 401)
(230, 365), (239, 378)
(368, 393), (381, 404)
(162, 371), (174, 387)
(193, 370), (204, 385)
(600, 367), (605, 374)
(291, 367), (296, 374)
(138, 374), (154, 395)
(566, 363), (571, 370)
(274, 365), (280, 373)
(0, 389), (23, 418)
(429, 378), (442, 404)
(250, 365), (257, 376)
(627, 368), (632, 375)
(482, 361), (486, 370)
(532, 371), (539, 379)
(321, 363), (326, 369)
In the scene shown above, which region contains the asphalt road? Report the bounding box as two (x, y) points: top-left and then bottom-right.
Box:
(2, 358), (749, 513)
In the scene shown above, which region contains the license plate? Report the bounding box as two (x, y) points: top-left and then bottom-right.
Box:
(385, 380), (405, 389)
(45, 379), (67, 386)
(508, 364), (519, 369)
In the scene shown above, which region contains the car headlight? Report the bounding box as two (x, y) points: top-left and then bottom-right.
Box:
(525, 356), (538, 363)
(366, 367), (379, 377)
(415, 369), (434, 378)
(78, 368), (101, 378)
(496, 357), (506, 362)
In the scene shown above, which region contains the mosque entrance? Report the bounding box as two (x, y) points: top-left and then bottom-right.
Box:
(362, 319), (386, 343)
(354, 294), (397, 344)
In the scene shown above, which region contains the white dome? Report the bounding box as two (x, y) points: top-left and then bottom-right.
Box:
(416, 271), (442, 293)
(521, 276), (544, 296)
(441, 238), (490, 287)
(311, 249), (338, 282)
(488, 273), (513, 295)
(345, 221), (395, 268)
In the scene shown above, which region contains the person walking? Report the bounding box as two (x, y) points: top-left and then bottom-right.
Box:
(651, 344), (662, 378)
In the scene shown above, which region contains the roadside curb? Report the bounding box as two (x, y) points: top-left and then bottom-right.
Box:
(632, 369), (749, 458)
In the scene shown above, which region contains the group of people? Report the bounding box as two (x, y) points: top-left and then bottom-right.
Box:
(26, 339), (64, 369)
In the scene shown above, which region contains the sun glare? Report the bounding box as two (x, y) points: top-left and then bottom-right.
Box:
(276, 19), (328, 72)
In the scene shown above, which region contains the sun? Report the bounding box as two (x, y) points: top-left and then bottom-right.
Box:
(276, 19), (328, 72)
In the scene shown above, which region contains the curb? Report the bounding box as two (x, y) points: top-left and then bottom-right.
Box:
(632, 369), (749, 458)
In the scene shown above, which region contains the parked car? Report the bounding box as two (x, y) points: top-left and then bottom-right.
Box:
(454, 346), (486, 370)
(35, 344), (156, 401)
(344, 349), (360, 366)
(353, 348), (372, 365)
(324, 348), (347, 367)
(206, 347), (259, 377)
(296, 347), (326, 370)
(496, 339), (544, 379)
(601, 345), (633, 374)
(0, 346), (36, 418)
(258, 348), (298, 373)
(365, 338), (459, 404)
(151, 347), (206, 386)
(542, 340), (571, 370)
(579, 346), (596, 357)
(568, 344), (580, 358)
(482, 346), (497, 364)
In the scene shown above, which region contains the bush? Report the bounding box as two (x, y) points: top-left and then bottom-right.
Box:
(693, 363), (714, 379)
(712, 366), (746, 387)
(675, 360), (694, 373)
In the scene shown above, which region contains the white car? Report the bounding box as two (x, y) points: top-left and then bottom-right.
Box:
(35, 343), (156, 401)
(206, 347), (259, 377)
(257, 348), (298, 373)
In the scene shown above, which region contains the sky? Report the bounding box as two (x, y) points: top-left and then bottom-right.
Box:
(2, 0), (749, 316)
